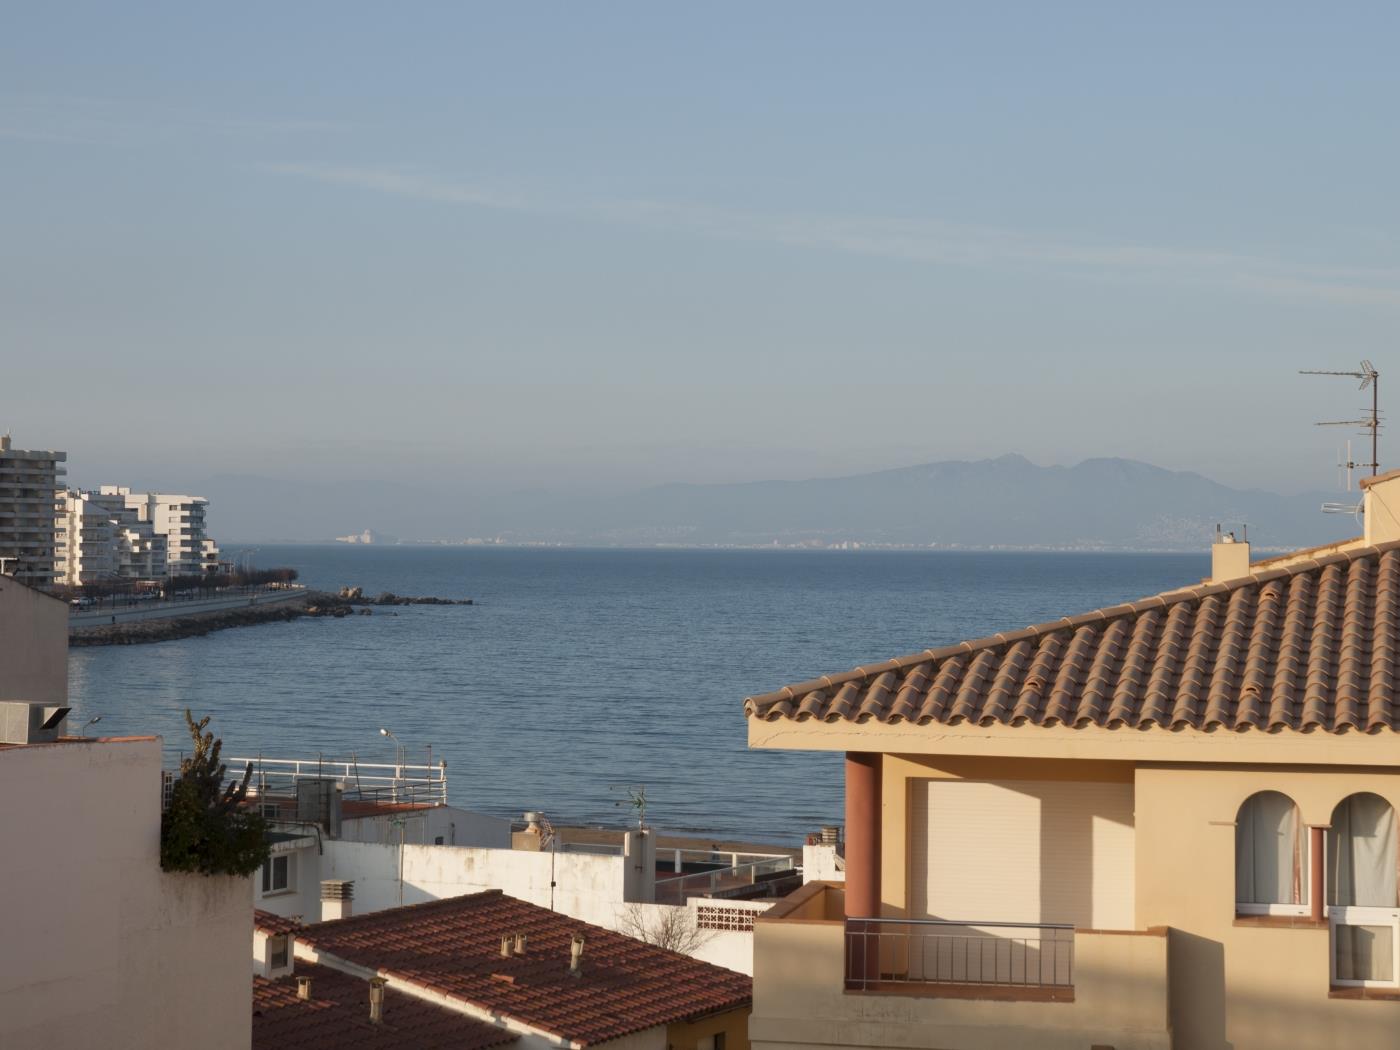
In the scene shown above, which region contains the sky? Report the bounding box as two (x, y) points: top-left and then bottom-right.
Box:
(5, 2), (1400, 498)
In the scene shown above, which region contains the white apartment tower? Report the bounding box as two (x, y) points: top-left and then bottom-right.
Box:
(54, 489), (170, 586)
(0, 435), (66, 586)
(111, 488), (218, 577)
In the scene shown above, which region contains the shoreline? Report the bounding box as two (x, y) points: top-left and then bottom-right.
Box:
(69, 589), (471, 646)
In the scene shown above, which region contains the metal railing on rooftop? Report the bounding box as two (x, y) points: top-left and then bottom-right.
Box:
(227, 755), (448, 806)
(654, 854), (796, 904)
(844, 918), (1074, 993)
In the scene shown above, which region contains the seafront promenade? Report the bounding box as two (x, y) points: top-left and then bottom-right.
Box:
(68, 586), (307, 629)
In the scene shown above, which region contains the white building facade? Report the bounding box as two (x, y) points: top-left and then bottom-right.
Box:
(55, 488), (172, 585)
(0, 435), (66, 586)
(114, 489), (218, 576)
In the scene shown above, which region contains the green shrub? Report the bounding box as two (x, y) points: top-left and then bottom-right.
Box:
(160, 710), (270, 877)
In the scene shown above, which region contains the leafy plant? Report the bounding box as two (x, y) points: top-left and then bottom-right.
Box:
(160, 710), (270, 876)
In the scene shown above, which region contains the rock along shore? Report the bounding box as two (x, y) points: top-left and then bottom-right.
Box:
(69, 587), (472, 646)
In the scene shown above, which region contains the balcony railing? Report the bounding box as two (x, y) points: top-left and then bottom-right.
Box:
(845, 917), (1075, 996)
(654, 853), (797, 904)
(227, 755), (449, 807)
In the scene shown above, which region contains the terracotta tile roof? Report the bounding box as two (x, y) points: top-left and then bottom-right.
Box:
(745, 540), (1400, 735)
(253, 962), (516, 1050)
(297, 891), (751, 1046)
(255, 909), (304, 936)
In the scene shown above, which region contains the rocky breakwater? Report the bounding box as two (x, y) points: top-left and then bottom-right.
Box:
(70, 586), (473, 646)
(336, 586), (474, 606)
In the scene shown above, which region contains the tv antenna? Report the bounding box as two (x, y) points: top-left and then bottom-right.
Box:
(1302, 360), (1380, 476)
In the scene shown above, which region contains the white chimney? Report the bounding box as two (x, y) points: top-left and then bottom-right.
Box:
(320, 880), (354, 921)
(296, 976), (313, 1001)
(1210, 525), (1251, 583)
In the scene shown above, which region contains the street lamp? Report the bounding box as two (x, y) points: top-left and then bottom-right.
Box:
(379, 727), (409, 907)
(379, 727), (406, 801)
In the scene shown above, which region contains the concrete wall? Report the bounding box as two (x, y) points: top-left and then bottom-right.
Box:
(322, 839), (628, 922)
(338, 804), (511, 847)
(0, 577), (67, 702)
(0, 737), (250, 1050)
(1136, 764), (1400, 1050)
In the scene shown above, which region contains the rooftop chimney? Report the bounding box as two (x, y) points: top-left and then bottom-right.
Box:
(320, 880), (354, 922)
(297, 976), (313, 1001)
(1210, 525), (1251, 583)
(569, 934), (586, 977)
(500, 935), (513, 958)
(1362, 470), (1400, 545)
(368, 976), (387, 1024)
(513, 933), (527, 956)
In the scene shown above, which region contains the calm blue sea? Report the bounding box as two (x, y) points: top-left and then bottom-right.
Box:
(67, 547), (1205, 842)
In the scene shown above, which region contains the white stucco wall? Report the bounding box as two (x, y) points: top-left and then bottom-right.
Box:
(321, 840), (628, 923)
(0, 737), (250, 1050)
(338, 804), (511, 847)
(0, 577), (67, 703)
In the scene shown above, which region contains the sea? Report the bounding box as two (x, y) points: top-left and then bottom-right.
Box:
(67, 547), (1206, 844)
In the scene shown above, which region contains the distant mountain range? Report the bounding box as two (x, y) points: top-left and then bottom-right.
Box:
(189, 454), (1359, 552)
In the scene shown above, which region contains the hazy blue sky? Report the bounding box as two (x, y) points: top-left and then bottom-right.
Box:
(5, 3), (1400, 496)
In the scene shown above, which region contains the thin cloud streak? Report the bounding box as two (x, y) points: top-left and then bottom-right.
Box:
(263, 163), (1400, 307)
(0, 95), (351, 147)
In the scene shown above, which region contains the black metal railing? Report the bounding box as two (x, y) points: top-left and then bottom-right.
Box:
(845, 918), (1074, 992)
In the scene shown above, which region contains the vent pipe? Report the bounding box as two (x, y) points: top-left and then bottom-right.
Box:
(569, 935), (586, 977)
(368, 976), (387, 1024)
(500, 935), (513, 958)
(296, 976), (313, 1001)
(513, 933), (527, 956)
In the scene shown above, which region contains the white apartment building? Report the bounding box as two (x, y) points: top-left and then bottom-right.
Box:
(0, 435), (66, 586)
(106, 487), (219, 577)
(55, 489), (170, 586)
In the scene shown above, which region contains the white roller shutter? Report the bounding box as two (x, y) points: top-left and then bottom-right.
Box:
(909, 778), (1135, 930)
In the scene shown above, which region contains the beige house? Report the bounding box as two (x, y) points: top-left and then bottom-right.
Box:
(745, 468), (1400, 1050)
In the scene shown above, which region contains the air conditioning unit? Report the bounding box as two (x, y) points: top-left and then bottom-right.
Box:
(0, 701), (72, 744)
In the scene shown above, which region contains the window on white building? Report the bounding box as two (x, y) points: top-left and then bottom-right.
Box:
(261, 853), (295, 896)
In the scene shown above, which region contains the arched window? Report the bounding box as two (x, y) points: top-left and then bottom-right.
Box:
(1328, 793), (1397, 908)
(1236, 791), (1306, 915)
(1328, 793), (1398, 988)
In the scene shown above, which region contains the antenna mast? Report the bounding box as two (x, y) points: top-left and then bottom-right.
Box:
(1301, 360), (1381, 478)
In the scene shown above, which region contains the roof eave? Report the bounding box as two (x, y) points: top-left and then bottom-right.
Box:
(748, 717), (1400, 766)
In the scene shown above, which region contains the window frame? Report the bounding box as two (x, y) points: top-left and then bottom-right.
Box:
(1235, 791), (1309, 918)
(260, 853), (295, 897)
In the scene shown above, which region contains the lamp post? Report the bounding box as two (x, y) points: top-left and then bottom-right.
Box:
(379, 727), (409, 907)
(379, 727), (406, 801)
